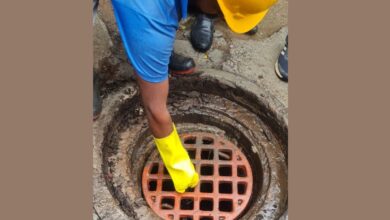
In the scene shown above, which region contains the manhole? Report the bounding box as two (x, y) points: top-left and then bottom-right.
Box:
(142, 132), (253, 220)
(93, 70), (288, 220)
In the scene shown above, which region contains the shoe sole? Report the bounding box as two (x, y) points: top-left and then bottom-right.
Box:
(170, 67), (196, 75)
(275, 62), (288, 82)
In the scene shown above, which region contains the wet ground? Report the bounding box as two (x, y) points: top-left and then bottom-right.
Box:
(94, 0), (288, 219)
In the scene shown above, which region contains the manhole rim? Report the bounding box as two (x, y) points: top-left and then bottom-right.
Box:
(93, 69), (288, 220)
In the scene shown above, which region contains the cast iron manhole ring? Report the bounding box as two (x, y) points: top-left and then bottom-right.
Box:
(142, 132), (253, 220)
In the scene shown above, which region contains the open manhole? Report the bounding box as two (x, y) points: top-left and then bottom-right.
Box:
(142, 132), (253, 220)
(93, 70), (288, 220)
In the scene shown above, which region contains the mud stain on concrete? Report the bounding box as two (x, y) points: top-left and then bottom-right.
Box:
(94, 71), (287, 219)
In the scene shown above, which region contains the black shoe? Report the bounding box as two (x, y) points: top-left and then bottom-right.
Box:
(169, 52), (196, 75)
(93, 73), (102, 121)
(245, 26), (258, 35)
(275, 35), (288, 82)
(190, 14), (215, 53)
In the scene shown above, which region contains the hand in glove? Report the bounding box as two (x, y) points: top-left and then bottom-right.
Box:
(154, 124), (199, 193)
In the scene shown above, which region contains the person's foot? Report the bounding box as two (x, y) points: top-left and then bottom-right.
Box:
(190, 13), (215, 53)
(93, 73), (102, 121)
(169, 52), (196, 75)
(275, 36), (288, 82)
(245, 26), (258, 35)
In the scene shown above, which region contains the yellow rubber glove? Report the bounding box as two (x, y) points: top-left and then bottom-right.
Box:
(154, 124), (199, 193)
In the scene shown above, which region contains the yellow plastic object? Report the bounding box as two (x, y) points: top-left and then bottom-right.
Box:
(154, 124), (199, 193)
(216, 0), (278, 33)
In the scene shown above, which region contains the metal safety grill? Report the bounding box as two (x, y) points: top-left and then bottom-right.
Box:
(142, 132), (253, 220)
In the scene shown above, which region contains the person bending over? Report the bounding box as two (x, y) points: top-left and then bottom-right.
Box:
(111, 0), (277, 193)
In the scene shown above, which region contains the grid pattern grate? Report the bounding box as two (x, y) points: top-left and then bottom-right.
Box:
(142, 132), (253, 220)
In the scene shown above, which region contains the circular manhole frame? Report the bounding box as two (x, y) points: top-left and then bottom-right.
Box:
(93, 69), (288, 220)
(142, 132), (254, 220)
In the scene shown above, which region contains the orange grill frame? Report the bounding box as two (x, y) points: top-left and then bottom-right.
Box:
(142, 132), (253, 220)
